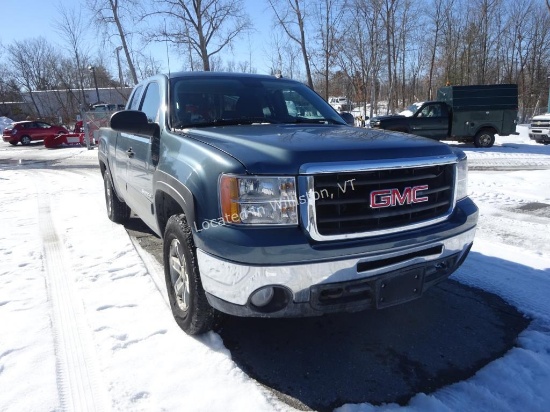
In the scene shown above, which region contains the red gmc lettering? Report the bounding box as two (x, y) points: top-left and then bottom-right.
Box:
(370, 185), (429, 209)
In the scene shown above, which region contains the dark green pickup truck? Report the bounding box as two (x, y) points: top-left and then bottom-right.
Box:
(98, 72), (478, 334)
(370, 84), (518, 148)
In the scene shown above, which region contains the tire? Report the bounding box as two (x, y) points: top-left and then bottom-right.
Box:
(103, 170), (131, 223)
(473, 130), (495, 148)
(163, 214), (222, 335)
(20, 135), (32, 146)
(9, 141), (17, 146)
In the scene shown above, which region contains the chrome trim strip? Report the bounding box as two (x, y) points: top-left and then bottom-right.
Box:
(300, 156), (459, 241)
(196, 228), (476, 305)
(299, 154), (458, 174)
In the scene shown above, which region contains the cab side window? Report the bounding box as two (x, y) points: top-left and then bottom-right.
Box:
(419, 104), (441, 117)
(140, 82), (161, 123)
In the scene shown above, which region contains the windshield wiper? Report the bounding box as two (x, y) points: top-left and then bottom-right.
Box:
(292, 117), (343, 125)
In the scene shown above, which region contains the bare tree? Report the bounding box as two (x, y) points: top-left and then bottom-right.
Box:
(379, 0), (397, 113)
(343, 0), (385, 118)
(7, 38), (60, 117)
(395, 0), (415, 108)
(0, 62), (22, 117)
(133, 53), (163, 79)
(439, 0), (462, 85)
(54, 3), (91, 107)
(266, 31), (302, 79)
(149, 0), (252, 71)
(268, 0), (314, 88)
(87, 0), (140, 84)
(425, 0), (447, 99)
(314, 0), (345, 99)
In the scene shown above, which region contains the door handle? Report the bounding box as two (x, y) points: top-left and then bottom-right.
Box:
(126, 148), (134, 158)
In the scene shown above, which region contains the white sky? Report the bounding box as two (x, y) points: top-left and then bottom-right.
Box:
(1, 126), (550, 411)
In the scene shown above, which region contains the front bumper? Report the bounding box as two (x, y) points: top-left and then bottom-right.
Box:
(197, 227), (476, 317)
(529, 133), (550, 143)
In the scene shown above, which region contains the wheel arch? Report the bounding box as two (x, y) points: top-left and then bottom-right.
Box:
(155, 178), (197, 239)
(99, 159), (107, 177)
(474, 124), (498, 136)
(99, 160), (125, 203)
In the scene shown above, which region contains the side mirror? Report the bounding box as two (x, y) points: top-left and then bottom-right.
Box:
(110, 110), (158, 137)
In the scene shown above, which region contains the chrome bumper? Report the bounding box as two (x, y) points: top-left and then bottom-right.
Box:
(197, 228), (476, 307)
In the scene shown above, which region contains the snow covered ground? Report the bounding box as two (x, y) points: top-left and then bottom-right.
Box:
(1, 125), (549, 411)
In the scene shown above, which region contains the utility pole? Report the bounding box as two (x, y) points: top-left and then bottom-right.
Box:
(88, 66), (100, 104)
(116, 46), (124, 87)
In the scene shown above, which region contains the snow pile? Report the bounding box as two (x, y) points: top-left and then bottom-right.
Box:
(1, 135), (550, 411)
(0, 116), (14, 133)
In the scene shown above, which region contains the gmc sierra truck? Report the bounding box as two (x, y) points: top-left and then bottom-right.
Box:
(370, 84), (518, 148)
(98, 72), (478, 335)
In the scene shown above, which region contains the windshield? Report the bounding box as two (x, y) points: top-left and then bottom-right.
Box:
(399, 102), (424, 116)
(170, 76), (346, 129)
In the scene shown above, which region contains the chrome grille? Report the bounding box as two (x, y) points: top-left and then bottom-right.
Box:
(312, 163), (455, 237)
(531, 120), (550, 128)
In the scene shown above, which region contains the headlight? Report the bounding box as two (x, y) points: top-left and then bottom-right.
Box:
(456, 156), (468, 201)
(219, 174), (298, 225)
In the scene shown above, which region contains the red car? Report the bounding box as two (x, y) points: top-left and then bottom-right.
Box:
(2, 121), (69, 146)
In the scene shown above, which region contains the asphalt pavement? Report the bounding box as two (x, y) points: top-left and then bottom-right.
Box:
(125, 218), (529, 411)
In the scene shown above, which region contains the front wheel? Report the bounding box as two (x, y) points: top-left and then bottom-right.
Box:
(103, 170), (131, 223)
(474, 130), (495, 148)
(163, 214), (222, 335)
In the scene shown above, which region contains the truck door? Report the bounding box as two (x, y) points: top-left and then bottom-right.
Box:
(114, 84), (144, 196)
(123, 81), (161, 230)
(409, 103), (449, 139)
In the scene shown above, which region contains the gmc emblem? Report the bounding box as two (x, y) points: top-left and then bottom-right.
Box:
(370, 185), (429, 209)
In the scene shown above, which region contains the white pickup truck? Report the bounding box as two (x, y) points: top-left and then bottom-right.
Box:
(529, 113), (550, 144)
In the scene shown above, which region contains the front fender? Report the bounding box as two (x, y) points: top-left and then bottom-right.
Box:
(154, 170), (197, 238)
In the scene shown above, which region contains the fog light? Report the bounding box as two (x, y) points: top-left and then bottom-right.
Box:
(250, 286), (275, 307)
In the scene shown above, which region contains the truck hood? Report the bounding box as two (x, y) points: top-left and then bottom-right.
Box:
(183, 124), (456, 174)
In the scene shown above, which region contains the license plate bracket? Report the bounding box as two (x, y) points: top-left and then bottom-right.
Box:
(375, 268), (424, 309)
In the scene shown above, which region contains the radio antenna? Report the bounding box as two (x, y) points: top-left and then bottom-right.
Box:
(164, 19), (171, 76)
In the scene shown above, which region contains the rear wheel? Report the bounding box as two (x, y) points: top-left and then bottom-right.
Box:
(103, 170), (131, 223)
(20, 135), (31, 146)
(474, 130), (495, 148)
(164, 214), (222, 335)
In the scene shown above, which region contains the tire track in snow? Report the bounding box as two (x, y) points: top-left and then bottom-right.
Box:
(34, 170), (109, 412)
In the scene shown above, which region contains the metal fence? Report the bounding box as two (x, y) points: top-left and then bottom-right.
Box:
(81, 110), (119, 149)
